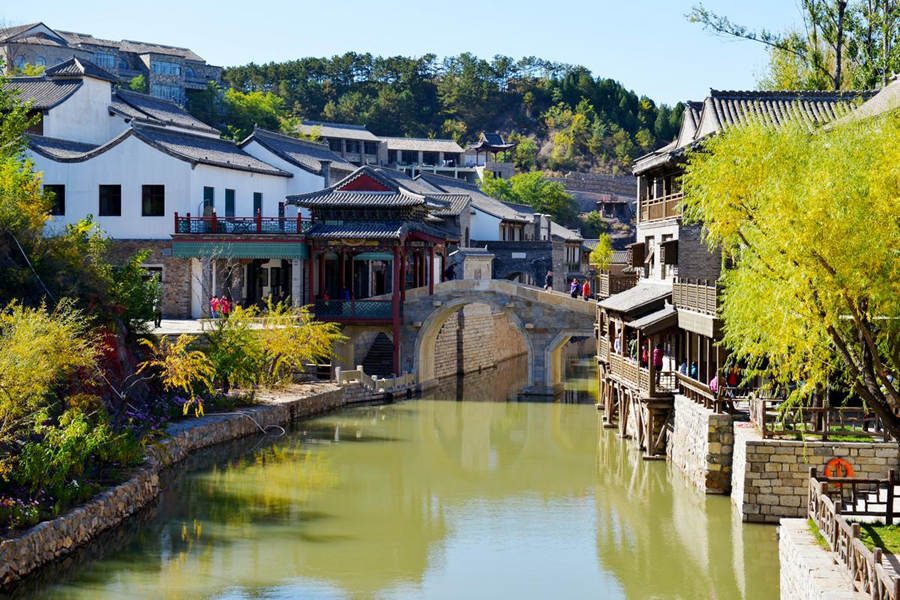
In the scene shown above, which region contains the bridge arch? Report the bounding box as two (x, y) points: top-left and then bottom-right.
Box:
(412, 296), (534, 387)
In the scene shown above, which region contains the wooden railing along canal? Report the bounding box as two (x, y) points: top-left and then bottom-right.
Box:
(808, 468), (900, 599)
(750, 399), (890, 441)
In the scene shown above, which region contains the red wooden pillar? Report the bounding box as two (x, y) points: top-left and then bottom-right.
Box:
(319, 250), (325, 298)
(340, 251), (346, 290)
(392, 245), (401, 374)
(174, 211), (179, 233)
(349, 252), (355, 299)
(307, 248), (314, 303)
(428, 246), (434, 295)
(400, 247), (407, 302)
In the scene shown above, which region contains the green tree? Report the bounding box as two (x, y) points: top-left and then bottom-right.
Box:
(588, 235), (614, 269)
(582, 211), (609, 238)
(681, 116), (900, 441)
(128, 75), (147, 93)
(481, 172), (578, 226)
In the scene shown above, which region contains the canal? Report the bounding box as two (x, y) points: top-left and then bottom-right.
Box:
(18, 357), (780, 599)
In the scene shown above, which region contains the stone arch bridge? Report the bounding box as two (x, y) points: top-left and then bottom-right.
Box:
(399, 280), (596, 394)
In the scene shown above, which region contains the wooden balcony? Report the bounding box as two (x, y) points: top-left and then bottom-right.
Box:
(598, 271), (639, 299)
(174, 213), (310, 235)
(673, 278), (719, 316)
(607, 352), (676, 397)
(639, 192), (682, 223)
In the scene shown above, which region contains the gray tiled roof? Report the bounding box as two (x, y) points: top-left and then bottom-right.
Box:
(633, 89), (874, 175)
(2, 76), (82, 110)
(416, 172), (532, 223)
(627, 304), (677, 333)
(112, 89), (219, 134)
(292, 191), (424, 208)
(701, 89), (873, 133)
(382, 137), (464, 153)
(27, 134), (99, 159)
(241, 127), (355, 175)
(0, 23), (44, 42)
(550, 221), (583, 242)
(132, 125), (291, 177)
(297, 120), (380, 141)
(599, 281), (672, 313)
(829, 77), (900, 125)
(58, 30), (205, 62)
(44, 57), (117, 82)
(426, 193), (470, 216)
(306, 221), (453, 241)
(482, 132), (507, 146)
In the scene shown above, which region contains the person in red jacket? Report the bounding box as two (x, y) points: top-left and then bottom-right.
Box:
(582, 279), (591, 300)
(220, 295), (231, 318)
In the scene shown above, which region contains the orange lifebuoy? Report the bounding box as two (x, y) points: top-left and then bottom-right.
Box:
(825, 457), (854, 479)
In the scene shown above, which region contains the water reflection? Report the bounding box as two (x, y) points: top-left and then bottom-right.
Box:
(16, 356), (778, 600)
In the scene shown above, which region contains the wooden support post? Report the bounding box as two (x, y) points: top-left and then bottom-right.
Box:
(888, 469), (896, 525)
(391, 246), (401, 375)
(174, 211), (179, 233)
(350, 252), (355, 300)
(400, 248), (407, 302)
(319, 251), (325, 298)
(307, 249), (314, 303)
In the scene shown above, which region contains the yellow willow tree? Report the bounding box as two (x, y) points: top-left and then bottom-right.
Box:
(681, 114), (900, 440)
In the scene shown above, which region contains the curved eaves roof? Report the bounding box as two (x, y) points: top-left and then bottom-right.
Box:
(2, 77), (82, 110)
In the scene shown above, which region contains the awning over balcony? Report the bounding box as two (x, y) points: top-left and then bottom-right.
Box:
(626, 304), (677, 335)
(171, 240), (308, 259)
(598, 280), (672, 316)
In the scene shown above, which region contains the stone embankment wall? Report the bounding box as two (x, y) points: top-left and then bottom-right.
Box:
(432, 303), (526, 379)
(667, 395), (734, 494)
(732, 423), (900, 523)
(0, 382), (394, 587)
(779, 518), (862, 600)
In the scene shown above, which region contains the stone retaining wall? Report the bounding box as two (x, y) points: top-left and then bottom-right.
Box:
(0, 383), (372, 587)
(732, 423), (900, 523)
(779, 518), (863, 599)
(667, 395), (734, 494)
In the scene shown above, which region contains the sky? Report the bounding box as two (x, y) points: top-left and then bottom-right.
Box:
(1, 1), (804, 106)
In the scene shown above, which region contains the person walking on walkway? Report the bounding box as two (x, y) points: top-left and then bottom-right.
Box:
(653, 343), (664, 385)
(220, 295), (231, 318)
(153, 294), (162, 328)
(569, 279), (579, 298)
(209, 295), (220, 319)
(544, 270), (553, 291)
(582, 279), (591, 300)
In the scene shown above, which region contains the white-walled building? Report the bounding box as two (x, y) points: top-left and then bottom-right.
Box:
(7, 58), (351, 318)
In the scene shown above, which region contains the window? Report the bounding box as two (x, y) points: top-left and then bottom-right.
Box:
(401, 150), (416, 164)
(142, 185), (165, 216)
(150, 84), (181, 103)
(118, 57), (130, 70)
(98, 185), (122, 216)
(91, 52), (116, 70)
(185, 66), (196, 79)
(328, 138), (342, 152)
(388, 150), (398, 164)
(34, 56), (46, 67)
(225, 189), (235, 218)
(13, 56), (26, 69)
(364, 141), (378, 155)
(152, 61), (181, 76)
(203, 186), (214, 212)
(43, 184), (65, 216)
(253, 192), (262, 216)
(345, 140), (360, 154)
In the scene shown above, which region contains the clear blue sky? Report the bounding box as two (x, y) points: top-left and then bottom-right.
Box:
(2, 1), (803, 106)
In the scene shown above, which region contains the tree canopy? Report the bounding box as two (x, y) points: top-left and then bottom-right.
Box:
(480, 172), (579, 226)
(681, 115), (900, 440)
(201, 53), (682, 171)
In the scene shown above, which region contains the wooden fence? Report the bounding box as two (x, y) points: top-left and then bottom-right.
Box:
(808, 468), (900, 599)
(672, 278), (718, 316)
(750, 399), (890, 441)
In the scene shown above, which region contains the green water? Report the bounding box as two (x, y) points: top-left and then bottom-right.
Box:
(17, 361), (779, 599)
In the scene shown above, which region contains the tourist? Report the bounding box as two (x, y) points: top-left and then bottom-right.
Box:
(277, 289), (287, 306)
(628, 337), (637, 360)
(689, 362), (698, 379)
(614, 336), (621, 354)
(220, 295), (231, 318)
(209, 295), (219, 319)
(444, 264), (456, 281)
(653, 343), (664, 384)
(581, 279), (591, 300)
(153, 294), (162, 328)
(709, 372), (720, 396)
(569, 279), (579, 298)
(544, 270), (553, 291)
(341, 287), (351, 301)
(678, 361), (688, 375)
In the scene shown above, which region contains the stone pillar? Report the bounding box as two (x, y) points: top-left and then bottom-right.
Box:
(291, 258), (301, 307)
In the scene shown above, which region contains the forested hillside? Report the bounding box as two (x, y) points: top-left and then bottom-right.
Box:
(201, 53), (683, 173)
